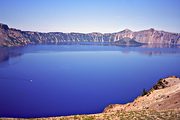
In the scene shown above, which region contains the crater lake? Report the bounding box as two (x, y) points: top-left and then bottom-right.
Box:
(0, 44), (180, 118)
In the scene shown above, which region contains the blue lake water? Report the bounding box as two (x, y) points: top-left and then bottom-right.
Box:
(0, 45), (180, 118)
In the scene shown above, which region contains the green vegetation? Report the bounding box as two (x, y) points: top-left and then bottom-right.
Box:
(141, 88), (148, 96)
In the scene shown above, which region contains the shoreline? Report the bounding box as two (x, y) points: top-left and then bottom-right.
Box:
(1, 109), (180, 120)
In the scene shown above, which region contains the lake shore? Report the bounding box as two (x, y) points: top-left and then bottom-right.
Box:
(1, 109), (180, 120)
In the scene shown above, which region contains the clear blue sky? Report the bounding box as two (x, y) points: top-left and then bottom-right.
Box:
(0, 0), (180, 33)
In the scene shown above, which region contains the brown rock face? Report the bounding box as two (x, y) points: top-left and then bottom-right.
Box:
(104, 76), (180, 112)
(0, 23), (180, 47)
(134, 29), (180, 44)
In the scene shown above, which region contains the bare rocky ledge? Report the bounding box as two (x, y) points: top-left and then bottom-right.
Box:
(1, 76), (180, 120)
(104, 76), (180, 112)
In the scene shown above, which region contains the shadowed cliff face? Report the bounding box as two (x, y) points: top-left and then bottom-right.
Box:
(0, 23), (180, 47)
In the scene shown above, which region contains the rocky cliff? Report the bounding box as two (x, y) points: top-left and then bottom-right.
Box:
(0, 23), (180, 47)
(104, 76), (180, 113)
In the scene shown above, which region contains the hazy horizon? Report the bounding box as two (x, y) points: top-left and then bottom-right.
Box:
(0, 0), (180, 33)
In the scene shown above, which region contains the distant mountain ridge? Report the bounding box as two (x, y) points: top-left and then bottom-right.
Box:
(0, 23), (180, 47)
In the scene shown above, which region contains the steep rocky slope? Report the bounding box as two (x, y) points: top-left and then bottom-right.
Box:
(104, 76), (180, 112)
(0, 23), (180, 47)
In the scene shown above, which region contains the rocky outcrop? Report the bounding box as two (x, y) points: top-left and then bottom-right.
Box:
(0, 24), (31, 47)
(0, 23), (180, 47)
(114, 37), (143, 46)
(134, 28), (180, 44)
(104, 76), (180, 112)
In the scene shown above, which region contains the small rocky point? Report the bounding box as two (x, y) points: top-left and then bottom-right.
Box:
(1, 76), (180, 120)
